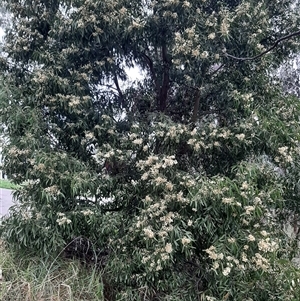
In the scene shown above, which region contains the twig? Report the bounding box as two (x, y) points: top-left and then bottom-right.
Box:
(224, 30), (300, 61)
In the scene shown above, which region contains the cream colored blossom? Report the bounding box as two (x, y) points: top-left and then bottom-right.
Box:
(145, 195), (152, 202)
(241, 252), (248, 262)
(253, 197), (262, 205)
(247, 234), (255, 242)
(143, 228), (155, 238)
(183, 1), (191, 7)
(205, 245), (218, 260)
(158, 230), (168, 237)
(194, 143), (201, 151)
(141, 172), (148, 180)
(161, 253), (170, 261)
(141, 256), (150, 264)
(242, 218), (249, 225)
(165, 243), (173, 253)
(187, 138), (196, 145)
(258, 238), (278, 252)
(132, 138), (143, 145)
(241, 181), (249, 190)
(220, 18), (230, 36)
(154, 176), (167, 185)
(200, 51), (209, 58)
(129, 133), (138, 140)
(244, 205), (255, 215)
(165, 182), (174, 191)
(56, 216), (72, 226)
(119, 7), (127, 16)
(212, 261), (219, 270)
(181, 237), (191, 245)
(190, 128), (197, 135)
(222, 266), (231, 276)
(222, 197), (234, 204)
(208, 32), (216, 40)
(236, 133), (245, 141)
(69, 97), (80, 107)
(192, 48), (200, 57)
(81, 209), (94, 216)
(44, 185), (60, 195)
(162, 155), (178, 167)
(253, 253), (269, 270)
(107, 129), (114, 135)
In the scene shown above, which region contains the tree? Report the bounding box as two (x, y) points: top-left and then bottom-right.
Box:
(1, 0), (300, 300)
(276, 53), (300, 98)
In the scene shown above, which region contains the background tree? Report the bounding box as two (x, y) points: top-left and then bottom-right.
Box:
(1, 0), (300, 300)
(276, 53), (300, 99)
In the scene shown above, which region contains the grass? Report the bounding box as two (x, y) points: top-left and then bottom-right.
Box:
(0, 240), (105, 301)
(0, 179), (19, 190)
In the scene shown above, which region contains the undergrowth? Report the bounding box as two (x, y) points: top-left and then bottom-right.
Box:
(0, 240), (104, 301)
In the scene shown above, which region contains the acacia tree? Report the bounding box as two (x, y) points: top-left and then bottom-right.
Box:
(1, 0), (300, 300)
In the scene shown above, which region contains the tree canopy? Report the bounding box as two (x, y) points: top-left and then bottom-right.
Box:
(1, 0), (300, 300)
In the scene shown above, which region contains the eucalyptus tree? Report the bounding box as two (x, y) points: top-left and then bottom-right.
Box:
(1, 0), (300, 300)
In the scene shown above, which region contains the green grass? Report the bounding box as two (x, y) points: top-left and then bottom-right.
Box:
(0, 240), (105, 301)
(0, 179), (18, 190)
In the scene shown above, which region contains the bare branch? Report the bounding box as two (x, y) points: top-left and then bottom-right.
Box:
(113, 72), (125, 108)
(224, 30), (300, 61)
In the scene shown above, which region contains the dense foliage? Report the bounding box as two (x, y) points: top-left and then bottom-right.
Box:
(1, 0), (300, 300)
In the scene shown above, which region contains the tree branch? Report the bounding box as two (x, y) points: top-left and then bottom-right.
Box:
(224, 30), (300, 61)
(113, 72), (125, 108)
(142, 52), (160, 97)
(191, 90), (200, 123)
(142, 52), (163, 112)
(209, 63), (225, 77)
(159, 43), (170, 112)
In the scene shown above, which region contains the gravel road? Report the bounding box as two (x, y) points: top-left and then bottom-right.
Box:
(0, 188), (14, 218)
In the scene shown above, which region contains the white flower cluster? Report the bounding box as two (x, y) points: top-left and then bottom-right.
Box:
(81, 209), (94, 216)
(56, 213), (71, 226)
(136, 155), (178, 186)
(205, 245), (224, 260)
(257, 238), (278, 253)
(275, 146), (293, 164)
(44, 185), (61, 195)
